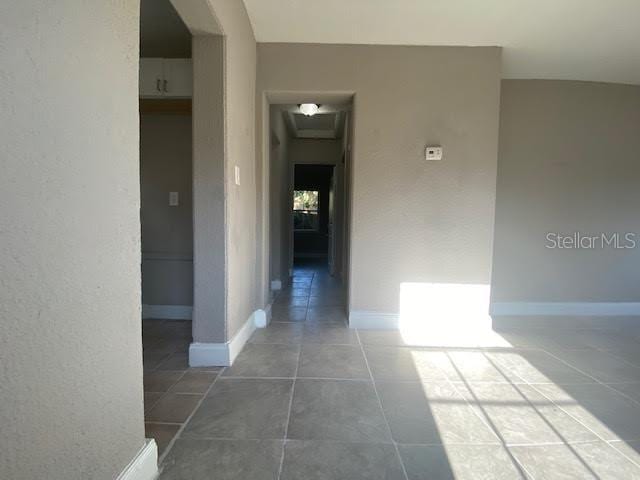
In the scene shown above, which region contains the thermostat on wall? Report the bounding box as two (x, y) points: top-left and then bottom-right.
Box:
(425, 146), (443, 161)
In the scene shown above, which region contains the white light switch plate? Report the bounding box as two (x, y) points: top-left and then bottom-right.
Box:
(426, 146), (443, 161)
(234, 165), (241, 185)
(169, 191), (179, 206)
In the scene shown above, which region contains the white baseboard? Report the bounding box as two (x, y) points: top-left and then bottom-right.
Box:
(116, 439), (157, 480)
(349, 310), (399, 329)
(271, 280), (282, 291)
(142, 304), (192, 320)
(189, 309), (266, 367)
(490, 302), (640, 317)
(262, 302), (272, 327)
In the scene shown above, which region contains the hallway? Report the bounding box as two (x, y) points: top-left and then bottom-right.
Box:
(152, 262), (640, 479)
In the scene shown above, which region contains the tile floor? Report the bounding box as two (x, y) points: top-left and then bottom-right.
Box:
(144, 260), (640, 479)
(142, 319), (221, 456)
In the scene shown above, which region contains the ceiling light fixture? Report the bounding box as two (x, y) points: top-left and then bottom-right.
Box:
(299, 103), (320, 116)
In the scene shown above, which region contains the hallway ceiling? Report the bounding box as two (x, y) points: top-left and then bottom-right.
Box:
(243, 0), (640, 85)
(280, 105), (347, 139)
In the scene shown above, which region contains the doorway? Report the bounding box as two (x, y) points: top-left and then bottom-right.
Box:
(293, 164), (335, 269)
(267, 98), (354, 304)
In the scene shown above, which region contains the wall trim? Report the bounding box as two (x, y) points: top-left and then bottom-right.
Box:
(116, 439), (157, 480)
(142, 304), (192, 320)
(189, 309), (265, 366)
(271, 279), (282, 291)
(349, 310), (399, 330)
(263, 302), (273, 327)
(490, 302), (640, 317)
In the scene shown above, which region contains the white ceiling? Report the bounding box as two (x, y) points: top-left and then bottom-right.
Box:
(243, 0), (640, 85)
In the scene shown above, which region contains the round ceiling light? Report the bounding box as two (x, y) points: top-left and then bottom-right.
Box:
(299, 103), (320, 116)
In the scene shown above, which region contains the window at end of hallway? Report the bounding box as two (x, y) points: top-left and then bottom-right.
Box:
(293, 190), (319, 231)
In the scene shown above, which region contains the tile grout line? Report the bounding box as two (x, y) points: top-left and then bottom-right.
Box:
(440, 352), (534, 479)
(276, 331), (302, 480)
(155, 367), (225, 468)
(480, 352), (600, 478)
(144, 370), (189, 418)
(528, 347), (640, 469)
(355, 328), (410, 480)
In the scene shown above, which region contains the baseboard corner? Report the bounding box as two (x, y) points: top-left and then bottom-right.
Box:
(116, 439), (157, 480)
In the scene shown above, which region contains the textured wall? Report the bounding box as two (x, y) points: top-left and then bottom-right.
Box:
(208, 0), (258, 339)
(258, 44), (502, 313)
(269, 107), (291, 286)
(0, 1), (145, 478)
(492, 80), (640, 303)
(140, 114), (193, 306)
(192, 35), (226, 342)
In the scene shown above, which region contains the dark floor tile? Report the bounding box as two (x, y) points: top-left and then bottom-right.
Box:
(222, 343), (299, 378)
(274, 296), (309, 308)
(308, 295), (345, 307)
(281, 440), (405, 480)
(160, 438), (282, 480)
(271, 306), (307, 322)
(302, 324), (358, 345)
(292, 277), (312, 287)
(145, 392), (202, 423)
(156, 352), (189, 371)
(288, 379), (390, 442)
(607, 381), (640, 403)
(306, 306), (347, 323)
(145, 422), (180, 457)
(277, 287), (311, 298)
(183, 379), (293, 439)
(144, 392), (164, 414)
(250, 323), (305, 344)
(169, 371), (218, 394)
(143, 352), (171, 371)
(144, 371), (185, 392)
(399, 444), (523, 480)
(298, 344), (369, 379)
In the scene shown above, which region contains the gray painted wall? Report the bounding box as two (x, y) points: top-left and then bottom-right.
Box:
(0, 1), (145, 478)
(192, 35), (226, 343)
(141, 114), (193, 306)
(492, 80), (640, 304)
(210, 0), (259, 339)
(258, 44), (502, 314)
(270, 107), (291, 287)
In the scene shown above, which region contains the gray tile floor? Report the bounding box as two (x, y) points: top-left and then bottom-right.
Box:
(150, 261), (640, 479)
